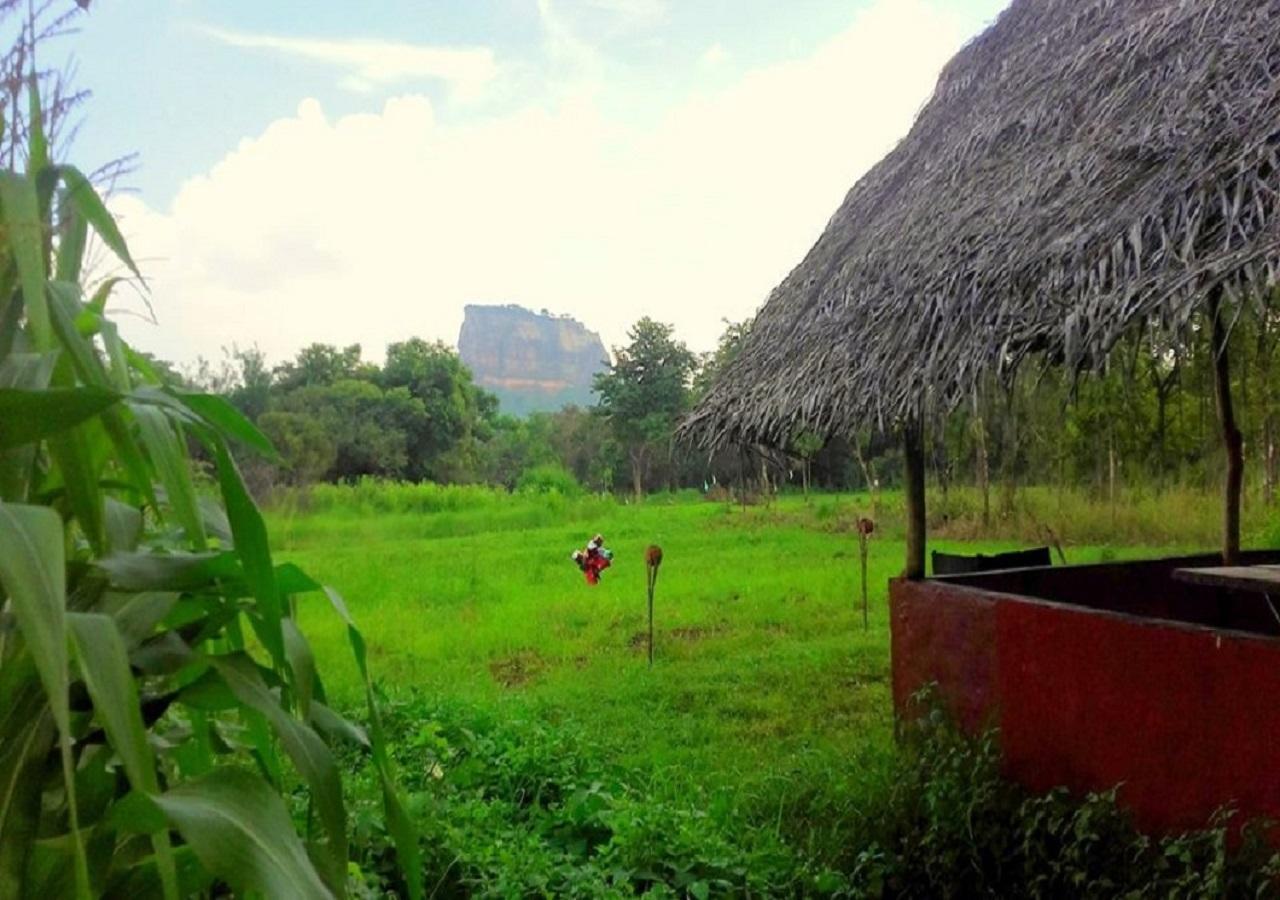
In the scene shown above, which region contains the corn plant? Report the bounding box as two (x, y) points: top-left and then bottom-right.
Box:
(0, 82), (421, 899)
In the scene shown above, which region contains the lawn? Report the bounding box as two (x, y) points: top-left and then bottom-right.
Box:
(262, 484), (1199, 892)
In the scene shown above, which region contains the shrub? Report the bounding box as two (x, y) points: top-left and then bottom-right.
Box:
(345, 694), (809, 897)
(517, 463), (583, 496)
(842, 705), (1280, 898)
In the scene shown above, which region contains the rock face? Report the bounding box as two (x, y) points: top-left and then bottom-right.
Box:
(458, 304), (609, 416)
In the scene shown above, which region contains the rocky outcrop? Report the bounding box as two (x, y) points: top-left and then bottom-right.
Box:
(458, 304), (608, 416)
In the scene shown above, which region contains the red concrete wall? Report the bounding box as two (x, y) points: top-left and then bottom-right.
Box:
(890, 579), (999, 735)
(891, 571), (1280, 834)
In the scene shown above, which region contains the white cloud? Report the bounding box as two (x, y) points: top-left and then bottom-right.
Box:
(201, 27), (497, 100)
(584, 0), (668, 28)
(700, 42), (729, 68)
(114, 0), (986, 367)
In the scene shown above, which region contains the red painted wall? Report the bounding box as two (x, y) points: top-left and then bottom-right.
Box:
(891, 558), (1280, 834)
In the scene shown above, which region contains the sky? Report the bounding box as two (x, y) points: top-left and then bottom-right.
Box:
(61, 0), (1011, 367)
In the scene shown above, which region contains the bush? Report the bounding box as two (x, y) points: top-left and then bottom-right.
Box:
(338, 691), (1280, 898)
(517, 463), (583, 496)
(345, 694), (810, 897)
(843, 705), (1280, 898)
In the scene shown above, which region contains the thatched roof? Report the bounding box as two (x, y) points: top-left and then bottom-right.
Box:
(681, 0), (1280, 450)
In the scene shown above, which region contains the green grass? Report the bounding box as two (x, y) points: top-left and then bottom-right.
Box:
(266, 484), (1219, 879)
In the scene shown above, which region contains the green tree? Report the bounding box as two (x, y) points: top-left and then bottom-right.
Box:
(694, 316), (752, 399)
(279, 379), (427, 480)
(790, 431), (825, 499)
(379, 337), (495, 480)
(593, 318), (697, 498)
(274, 342), (369, 391)
(543, 405), (614, 491)
(258, 410), (336, 485)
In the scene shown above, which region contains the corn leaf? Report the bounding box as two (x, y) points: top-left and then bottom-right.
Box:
(25, 78), (48, 180)
(47, 281), (111, 385)
(68, 613), (178, 900)
(0, 351), (56, 389)
(153, 768), (334, 900)
(55, 203), (87, 284)
(46, 419), (108, 555)
(325, 587), (423, 900)
(282, 618), (316, 721)
(97, 324), (159, 509)
(0, 173), (50, 349)
(96, 550), (239, 593)
(211, 440), (284, 666)
(103, 844), (208, 900)
(133, 404), (206, 549)
(0, 650), (54, 897)
(308, 702), (369, 749)
(98, 590), (178, 648)
(57, 165), (143, 282)
(177, 392), (279, 462)
(0, 502), (89, 898)
(103, 497), (143, 554)
(211, 652), (347, 894)
(0, 386), (120, 449)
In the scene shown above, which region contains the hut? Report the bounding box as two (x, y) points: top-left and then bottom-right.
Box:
(680, 0), (1280, 834)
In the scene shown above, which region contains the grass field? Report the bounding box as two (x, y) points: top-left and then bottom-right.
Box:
(259, 482), (1253, 892)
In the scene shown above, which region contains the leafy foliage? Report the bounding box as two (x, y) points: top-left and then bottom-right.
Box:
(336, 689), (1280, 898)
(516, 463), (582, 496)
(593, 318), (698, 497)
(842, 704), (1280, 898)
(0, 83), (418, 898)
(346, 695), (809, 898)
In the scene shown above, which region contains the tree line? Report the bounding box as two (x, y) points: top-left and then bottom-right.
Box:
(179, 295), (1280, 510)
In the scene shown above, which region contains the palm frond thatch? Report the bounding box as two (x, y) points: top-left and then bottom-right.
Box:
(681, 0), (1280, 450)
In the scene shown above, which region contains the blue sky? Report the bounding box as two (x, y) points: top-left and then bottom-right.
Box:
(59, 0), (1010, 364)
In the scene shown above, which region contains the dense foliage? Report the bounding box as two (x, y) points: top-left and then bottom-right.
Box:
(337, 691), (1280, 898)
(592, 318), (699, 498)
(187, 292), (1280, 535)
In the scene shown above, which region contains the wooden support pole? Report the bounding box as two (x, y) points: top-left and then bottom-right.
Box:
(903, 419), (927, 579)
(1210, 287), (1243, 566)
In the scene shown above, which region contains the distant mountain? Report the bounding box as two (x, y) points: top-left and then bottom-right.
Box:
(458, 304), (609, 416)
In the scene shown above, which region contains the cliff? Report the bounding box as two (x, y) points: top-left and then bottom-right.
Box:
(458, 304), (609, 416)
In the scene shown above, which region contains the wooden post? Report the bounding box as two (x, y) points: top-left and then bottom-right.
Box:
(1210, 287), (1243, 565)
(972, 400), (990, 529)
(856, 518), (874, 629)
(903, 419), (927, 579)
(645, 545), (663, 666)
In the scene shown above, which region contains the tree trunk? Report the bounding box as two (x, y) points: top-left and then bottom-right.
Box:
(1155, 389), (1168, 493)
(1266, 417), (1277, 507)
(999, 390), (1019, 519)
(973, 412), (990, 529)
(934, 430), (951, 522)
(1108, 430), (1117, 528)
(1260, 314), (1276, 506)
(630, 449), (645, 502)
(1210, 289), (1243, 565)
(903, 420), (927, 580)
(853, 437), (879, 516)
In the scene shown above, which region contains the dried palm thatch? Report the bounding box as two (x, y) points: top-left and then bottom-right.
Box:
(681, 0), (1280, 451)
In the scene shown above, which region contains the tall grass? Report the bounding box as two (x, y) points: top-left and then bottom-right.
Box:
(931, 484), (1275, 549)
